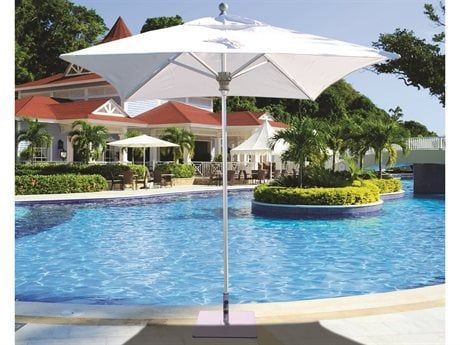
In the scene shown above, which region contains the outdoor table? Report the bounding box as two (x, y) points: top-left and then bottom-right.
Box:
(118, 174), (139, 190)
(161, 173), (175, 187)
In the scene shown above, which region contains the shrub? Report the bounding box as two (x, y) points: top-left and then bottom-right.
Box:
(254, 183), (380, 206)
(364, 178), (402, 193)
(15, 174), (107, 195)
(155, 163), (196, 178)
(271, 167), (353, 188)
(15, 163), (145, 179)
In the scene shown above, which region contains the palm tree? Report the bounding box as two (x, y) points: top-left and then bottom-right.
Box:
(271, 116), (326, 187)
(160, 127), (195, 163)
(16, 118), (52, 162)
(125, 129), (144, 162)
(324, 119), (350, 171)
(365, 117), (410, 178)
(69, 120), (108, 163)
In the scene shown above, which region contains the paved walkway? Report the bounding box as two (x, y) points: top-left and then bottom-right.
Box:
(15, 184), (255, 203)
(15, 307), (444, 345)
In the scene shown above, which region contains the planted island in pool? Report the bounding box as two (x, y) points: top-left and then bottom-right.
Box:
(252, 177), (403, 217)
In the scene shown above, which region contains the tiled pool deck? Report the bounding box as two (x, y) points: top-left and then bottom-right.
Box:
(15, 187), (445, 344)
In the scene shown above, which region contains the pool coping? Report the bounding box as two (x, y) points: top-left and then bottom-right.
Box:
(15, 284), (444, 325)
(380, 190), (405, 200)
(15, 185), (256, 205)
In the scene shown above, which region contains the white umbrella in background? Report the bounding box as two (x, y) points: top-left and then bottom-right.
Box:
(108, 134), (178, 173)
(61, 3), (396, 337)
(231, 119), (289, 178)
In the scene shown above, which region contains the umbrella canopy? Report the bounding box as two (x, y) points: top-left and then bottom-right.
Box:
(107, 134), (178, 148)
(231, 120), (288, 155)
(61, 13), (396, 102)
(60, 3), (396, 332)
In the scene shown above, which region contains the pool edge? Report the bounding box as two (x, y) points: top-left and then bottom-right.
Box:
(15, 284), (445, 325)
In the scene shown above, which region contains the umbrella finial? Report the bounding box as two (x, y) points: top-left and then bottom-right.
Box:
(219, 3), (228, 15)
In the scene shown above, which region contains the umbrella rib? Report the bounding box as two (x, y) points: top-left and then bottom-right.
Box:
(231, 53), (266, 77)
(188, 52), (218, 77)
(125, 52), (182, 100)
(170, 60), (217, 79)
(232, 60), (269, 79)
(264, 55), (313, 100)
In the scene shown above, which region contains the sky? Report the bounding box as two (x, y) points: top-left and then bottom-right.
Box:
(74, 0), (445, 135)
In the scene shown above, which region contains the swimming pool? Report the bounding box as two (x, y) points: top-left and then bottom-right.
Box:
(15, 180), (445, 305)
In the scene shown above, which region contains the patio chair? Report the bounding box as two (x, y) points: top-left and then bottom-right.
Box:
(209, 170), (222, 186)
(109, 172), (123, 190)
(273, 169), (281, 179)
(121, 170), (137, 190)
(257, 169), (268, 184)
(227, 170), (236, 186)
(153, 169), (166, 188)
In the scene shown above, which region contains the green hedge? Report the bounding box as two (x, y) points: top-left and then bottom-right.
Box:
(16, 174), (107, 195)
(155, 163), (196, 178)
(254, 183), (380, 206)
(364, 178), (402, 194)
(15, 163), (145, 179)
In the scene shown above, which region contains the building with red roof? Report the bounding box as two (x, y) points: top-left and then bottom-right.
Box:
(15, 17), (288, 165)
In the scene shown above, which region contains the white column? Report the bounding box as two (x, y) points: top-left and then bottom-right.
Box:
(66, 135), (73, 163)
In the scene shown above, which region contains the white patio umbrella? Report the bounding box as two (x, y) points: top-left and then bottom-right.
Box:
(108, 134), (178, 172)
(231, 120), (289, 178)
(61, 3), (396, 337)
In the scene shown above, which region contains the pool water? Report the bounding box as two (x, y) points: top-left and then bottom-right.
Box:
(15, 180), (445, 305)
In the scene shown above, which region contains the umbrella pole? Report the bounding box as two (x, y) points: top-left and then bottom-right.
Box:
(221, 92), (230, 326)
(143, 147), (147, 188)
(194, 52), (256, 339)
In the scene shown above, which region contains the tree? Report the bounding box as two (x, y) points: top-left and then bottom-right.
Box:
(403, 120), (437, 137)
(16, 118), (52, 162)
(365, 117), (410, 178)
(140, 15), (184, 33)
(69, 120), (108, 163)
(324, 120), (349, 171)
(271, 117), (326, 187)
(15, 0), (107, 84)
(213, 96), (260, 113)
(160, 127), (195, 163)
(372, 2), (445, 106)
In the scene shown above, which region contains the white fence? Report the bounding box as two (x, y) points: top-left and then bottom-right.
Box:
(407, 137), (445, 150)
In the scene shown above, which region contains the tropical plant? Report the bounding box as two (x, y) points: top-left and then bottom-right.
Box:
(365, 117), (410, 178)
(69, 120), (108, 163)
(324, 120), (350, 171)
(16, 118), (52, 162)
(271, 116), (327, 187)
(160, 127), (195, 163)
(124, 129), (144, 162)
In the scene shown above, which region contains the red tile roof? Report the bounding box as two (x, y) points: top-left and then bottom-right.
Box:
(15, 97), (289, 128)
(100, 16), (133, 44)
(15, 96), (144, 124)
(16, 72), (103, 89)
(135, 101), (220, 126)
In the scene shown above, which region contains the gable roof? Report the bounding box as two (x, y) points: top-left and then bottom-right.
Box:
(15, 96), (144, 124)
(135, 101), (220, 125)
(16, 72), (103, 89)
(100, 16), (133, 44)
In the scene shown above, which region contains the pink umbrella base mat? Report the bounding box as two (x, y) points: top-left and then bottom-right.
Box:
(193, 310), (257, 338)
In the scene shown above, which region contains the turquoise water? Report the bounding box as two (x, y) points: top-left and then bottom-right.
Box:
(15, 180), (445, 305)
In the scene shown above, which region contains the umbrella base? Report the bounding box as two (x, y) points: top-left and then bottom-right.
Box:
(193, 310), (257, 338)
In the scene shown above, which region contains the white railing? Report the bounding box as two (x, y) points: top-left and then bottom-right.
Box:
(407, 136), (445, 150)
